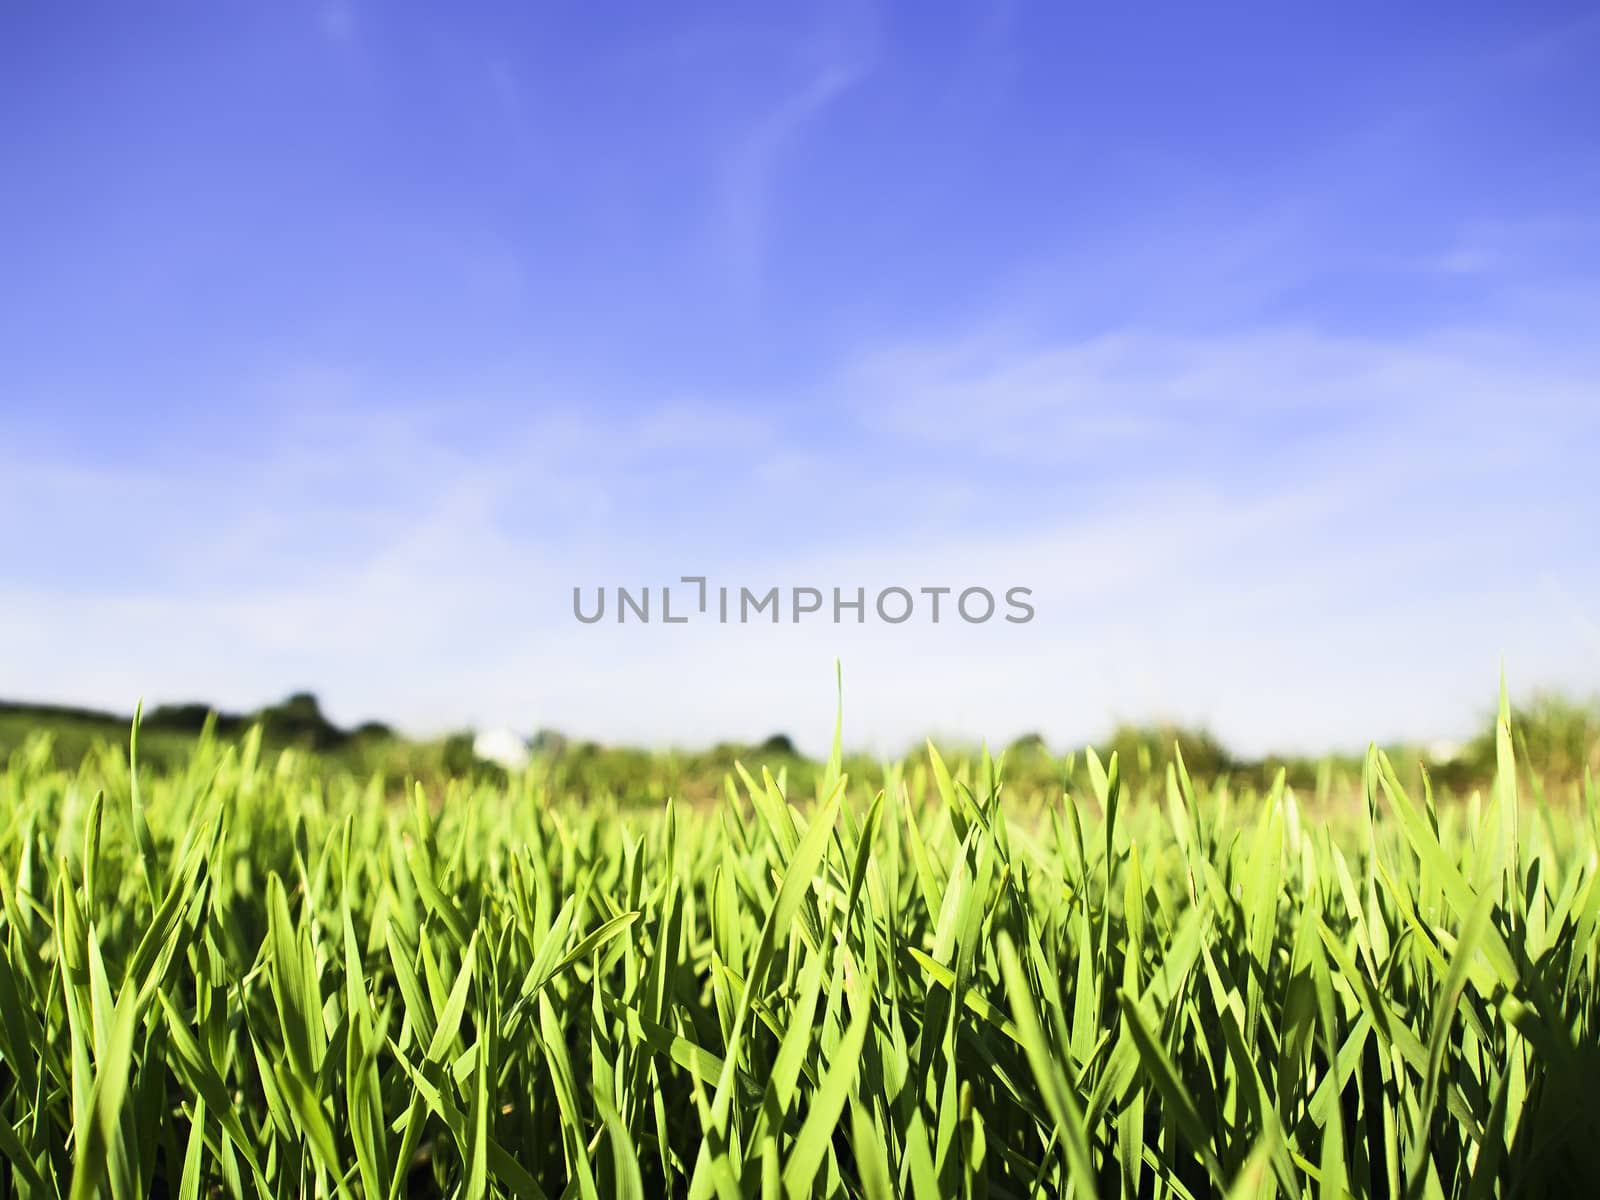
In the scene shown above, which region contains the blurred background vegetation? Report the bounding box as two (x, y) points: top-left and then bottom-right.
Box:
(3, 688), (1596, 808)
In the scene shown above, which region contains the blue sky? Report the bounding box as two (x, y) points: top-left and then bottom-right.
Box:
(2, 1), (1598, 755)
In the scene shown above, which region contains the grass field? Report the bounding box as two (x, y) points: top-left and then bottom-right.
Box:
(1, 683), (1597, 1198)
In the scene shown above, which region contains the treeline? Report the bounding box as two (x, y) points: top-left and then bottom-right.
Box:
(0, 693), (391, 767)
(3, 689), (1596, 803)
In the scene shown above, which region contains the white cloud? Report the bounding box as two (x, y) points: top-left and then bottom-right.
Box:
(717, 54), (869, 298)
(3, 316), (1596, 759)
(848, 322), (1598, 470)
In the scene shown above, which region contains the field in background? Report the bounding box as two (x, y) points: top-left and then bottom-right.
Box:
(6, 687), (1599, 808)
(0, 683), (1598, 1196)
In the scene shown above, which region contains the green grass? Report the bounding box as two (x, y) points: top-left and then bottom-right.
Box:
(1, 681), (1598, 1198)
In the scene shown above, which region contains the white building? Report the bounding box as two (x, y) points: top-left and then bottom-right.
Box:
(473, 727), (532, 770)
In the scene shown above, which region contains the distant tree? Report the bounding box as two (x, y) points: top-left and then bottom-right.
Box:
(440, 732), (479, 777)
(1104, 723), (1231, 777)
(1460, 693), (1600, 782)
(256, 693), (346, 751)
(144, 703), (218, 734)
(531, 729), (569, 756)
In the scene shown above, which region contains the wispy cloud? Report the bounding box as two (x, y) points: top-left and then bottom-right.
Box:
(5, 312), (1596, 754)
(847, 321), (1599, 470)
(717, 43), (871, 299)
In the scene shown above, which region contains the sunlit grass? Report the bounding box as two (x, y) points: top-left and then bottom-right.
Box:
(0, 679), (1596, 1197)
